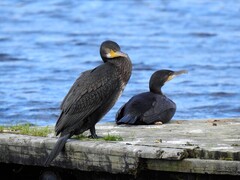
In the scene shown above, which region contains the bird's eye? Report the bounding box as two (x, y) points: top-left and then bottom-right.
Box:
(111, 49), (116, 53)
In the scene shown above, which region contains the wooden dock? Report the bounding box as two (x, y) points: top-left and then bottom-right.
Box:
(0, 118), (240, 179)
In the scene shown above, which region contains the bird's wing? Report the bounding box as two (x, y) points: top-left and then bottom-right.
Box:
(142, 96), (176, 124)
(60, 70), (98, 112)
(56, 63), (119, 134)
(115, 93), (153, 125)
(115, 103), (126, 122)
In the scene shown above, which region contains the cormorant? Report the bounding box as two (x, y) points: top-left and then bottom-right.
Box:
(115, 69), (187, 125)
(44, 40), (132, 166)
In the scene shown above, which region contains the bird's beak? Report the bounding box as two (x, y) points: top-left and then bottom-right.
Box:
(167, 70), (188, 82)
(106, 50), (128, 58)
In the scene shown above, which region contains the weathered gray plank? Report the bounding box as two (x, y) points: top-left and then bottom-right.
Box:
(146, 158), (240, 175)
(0, 134), (185, 174)
(0, 118), (240, 175)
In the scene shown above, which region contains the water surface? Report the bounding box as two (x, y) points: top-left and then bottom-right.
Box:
(0, 0), (239, 125)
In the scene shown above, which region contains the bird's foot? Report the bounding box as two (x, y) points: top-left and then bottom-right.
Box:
(88, 126), (102, 138)
(88, 134), (103, 139)
(89, 126), (102, 139)
(154, 121), (163, 125)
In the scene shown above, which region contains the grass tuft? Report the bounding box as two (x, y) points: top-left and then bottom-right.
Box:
(0, 124), (52, 137)
(103, 134), (123, 141)
(0, 126), (4, 132)
(74, 133), (123, 141)
(74, 134), (88, 140)
(0, 124), (123, 141)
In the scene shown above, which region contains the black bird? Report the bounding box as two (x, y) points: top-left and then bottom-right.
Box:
(44, 40), (132, 166)
(116, 69), (187, 125)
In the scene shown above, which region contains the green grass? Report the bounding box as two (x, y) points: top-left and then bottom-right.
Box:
(220, 157), (233, 161)
(74, 134), (88, 140)
(0, 124), (123, 141)
(103, 134), (123, 141)
(74, 133), (123, 141)
(0, 126), (4, 133)
(0, 124), (52, 137)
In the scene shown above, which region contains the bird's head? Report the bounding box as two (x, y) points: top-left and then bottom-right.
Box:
(149, 69), (188, 94)
(100, 40), (128, 62)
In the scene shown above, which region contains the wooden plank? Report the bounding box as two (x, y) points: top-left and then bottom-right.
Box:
(0, 134), (186, 174)
(146, 158), (240, 175)
(0, 118), (240, 176)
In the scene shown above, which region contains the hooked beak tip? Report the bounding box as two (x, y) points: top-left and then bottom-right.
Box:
(117, 51), (128, 58)
(173, 70), (188, 76)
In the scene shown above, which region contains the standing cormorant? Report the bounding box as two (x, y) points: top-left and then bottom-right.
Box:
(44, 40), (132, 166)
(115, 70), (187, 125)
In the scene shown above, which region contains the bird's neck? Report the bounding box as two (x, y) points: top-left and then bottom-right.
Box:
(109, 57), (132, 84)
(149, 87), (163, 95)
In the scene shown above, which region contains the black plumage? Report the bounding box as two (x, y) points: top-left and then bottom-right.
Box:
(116, 70), (187, 125)
(44, 40), (132, 166)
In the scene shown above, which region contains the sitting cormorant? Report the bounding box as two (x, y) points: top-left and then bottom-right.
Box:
(115, 69), (187, 125)
(44, 40), (132, 166)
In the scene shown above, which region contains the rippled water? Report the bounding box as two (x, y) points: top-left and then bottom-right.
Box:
(0, 0), (239, 126)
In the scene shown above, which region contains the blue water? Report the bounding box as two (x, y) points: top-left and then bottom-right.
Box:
(0, 0), (239, 126)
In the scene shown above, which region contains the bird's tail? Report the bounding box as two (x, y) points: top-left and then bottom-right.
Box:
(116, 115), (138, 125)
(44, 133), (71, 167)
